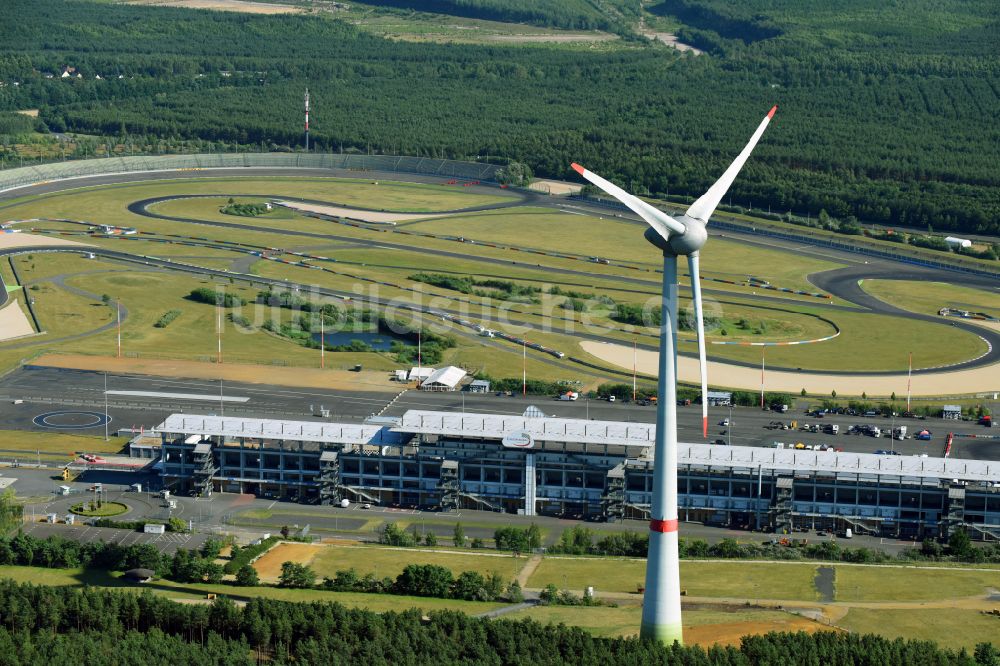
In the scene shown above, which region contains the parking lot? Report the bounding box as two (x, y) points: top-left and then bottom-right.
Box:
(20, 521), (211, 554)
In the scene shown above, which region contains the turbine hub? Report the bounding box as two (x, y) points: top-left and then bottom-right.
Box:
(644, 217), (707, 256)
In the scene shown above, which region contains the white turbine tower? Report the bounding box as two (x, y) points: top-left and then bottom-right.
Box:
(572, 105), (776, 643)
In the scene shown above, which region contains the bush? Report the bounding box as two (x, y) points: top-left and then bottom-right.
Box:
(153, 309), (181, 328)
(494, 525), (541, 552)
(223, 536), (278, 574)
(187, 287), (245, 307)
(278, 561), (316, 588)
(234, 564), (260, 586)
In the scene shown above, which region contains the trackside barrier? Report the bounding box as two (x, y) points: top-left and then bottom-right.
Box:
(0, 153), (502, 195)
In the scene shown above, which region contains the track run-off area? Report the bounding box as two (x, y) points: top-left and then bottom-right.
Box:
(1, 159), (997, 397)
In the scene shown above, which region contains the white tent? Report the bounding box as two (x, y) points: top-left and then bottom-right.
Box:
(408, 367), (435, 382)
(419, 366), (467, 391)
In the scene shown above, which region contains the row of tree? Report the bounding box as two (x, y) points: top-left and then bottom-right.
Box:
(316, 562), (521, 603)
(546, 525), (1000, 564)
(0, 580), (995, 663)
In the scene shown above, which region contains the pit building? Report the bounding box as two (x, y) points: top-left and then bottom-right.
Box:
(155, 410), (1000, 540)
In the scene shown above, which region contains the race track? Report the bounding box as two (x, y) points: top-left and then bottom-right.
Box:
(1, 163), (997, 395)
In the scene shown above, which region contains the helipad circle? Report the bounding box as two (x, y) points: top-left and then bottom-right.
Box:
(33, 410), (112, 430)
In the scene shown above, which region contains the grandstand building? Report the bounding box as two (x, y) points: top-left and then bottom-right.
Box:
(156, 410), (1000, 540)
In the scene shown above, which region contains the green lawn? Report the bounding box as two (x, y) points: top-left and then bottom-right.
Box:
(0, 177), (515, 223)
(697, 308), (988, 372)
(23, 283), (114, 338)
(69, 501), (128, 517)
(308, 545), (528, 582)
(528, 558), (820, 600)
(833, 565), (1000, 602)
(409, 207), (845, 292)
(862, 279), (1000, 319)
(838, 608), (1000, 651)
(505, 604), (824, 640)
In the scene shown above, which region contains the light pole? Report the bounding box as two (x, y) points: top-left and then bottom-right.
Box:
(104, 372), (109, 441)
(728, 403), (733, 446)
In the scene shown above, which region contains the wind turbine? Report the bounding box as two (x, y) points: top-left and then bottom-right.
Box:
(571, 105), (776, 644)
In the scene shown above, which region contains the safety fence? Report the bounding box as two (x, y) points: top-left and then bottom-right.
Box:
(0, 153), (502, 194)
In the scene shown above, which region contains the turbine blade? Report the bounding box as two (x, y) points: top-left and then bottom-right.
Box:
(686, 105), (777, 224)
(688, 251), (709, 439)
(571, 163), (686, 240)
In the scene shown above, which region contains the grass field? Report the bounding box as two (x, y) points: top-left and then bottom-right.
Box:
(504, 604), (827, 642)
(410, 207), (846, 292)
(527, 558), (820, 600)
(306, 544), (527, 582)
(0, 177), (515, 222)
(837, 608), (1000, 651)
(0, 430), (126, 456)
(343, 6), (623, 48)
(833, 565), (1000, 602)
(862, 280), (1000, 319)
(680, 308), (990, 372)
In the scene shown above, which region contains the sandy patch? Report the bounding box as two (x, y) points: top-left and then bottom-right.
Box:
(639, 25), (704, 55)
(580, 340), (1000, 397)
(529, 180), (583, 196)
(253, 542), (323, 581)
(32, 353), (399, 391)
(276, 201), (455, 224)
(487, 33), (616, 43)
(125, 0), (303, 14)
(684, 615), (833, 647)
(16, 110), (39, 118)
(0, 233), (90, 250)
(0, 299), (34, 341)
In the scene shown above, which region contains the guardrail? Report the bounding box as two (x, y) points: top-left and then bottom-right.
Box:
(0, 153), (502, 195)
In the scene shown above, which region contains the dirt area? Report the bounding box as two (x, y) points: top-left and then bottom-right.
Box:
(580, 340), (1000, 397)
(646, 32), (704, 54)
(528, 180), (584, 196)
(125, 0), (303, 14)
(253, 542), (323, 581)
(487, 33), (616, 43)
(685, 615), (833, 647)
(16, 110), (39, 118)
(0, 233), (90, 250)
(32, 353), (399, 391)
(0, 300), (34, 342)
(275, 201), (456, 224)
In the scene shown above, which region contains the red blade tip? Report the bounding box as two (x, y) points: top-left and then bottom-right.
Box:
(702, 416), (708, 438)
(767, 105), (778, 119)
(571, 163), (585, 175)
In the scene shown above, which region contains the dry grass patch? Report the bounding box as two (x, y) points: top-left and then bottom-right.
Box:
(252, 543), (323, 581)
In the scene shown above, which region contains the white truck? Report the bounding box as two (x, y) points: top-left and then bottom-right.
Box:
(893, 426), (907, 440)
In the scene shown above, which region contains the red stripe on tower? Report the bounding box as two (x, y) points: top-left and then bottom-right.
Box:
(649, 519), (679, 533)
